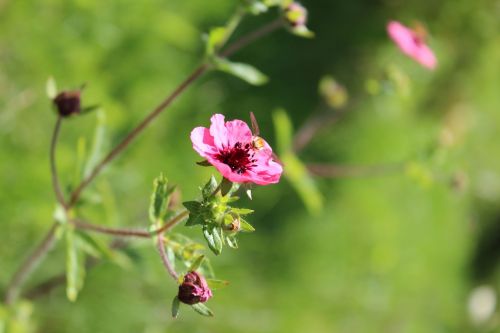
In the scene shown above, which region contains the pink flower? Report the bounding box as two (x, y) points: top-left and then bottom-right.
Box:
(190, 114), (282, 185)
(387, 21), (437, 70)
(177, 271), (212, 305)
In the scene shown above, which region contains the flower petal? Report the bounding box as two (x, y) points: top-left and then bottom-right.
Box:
(191, 127), (217, 157)
(225, 119), (253, 147)
(209, 114), (229, 149)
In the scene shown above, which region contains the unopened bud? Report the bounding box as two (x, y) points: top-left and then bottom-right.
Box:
(284, 2), (308, 27)
(53, 90), (81, 117)
(178, 271), (212, 305)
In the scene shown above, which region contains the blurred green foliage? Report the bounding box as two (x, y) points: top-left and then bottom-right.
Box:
(1, 0), (500, 332)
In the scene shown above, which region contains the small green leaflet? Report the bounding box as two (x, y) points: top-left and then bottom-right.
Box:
(65, 226), (85, 302)
(149, 174), (172, 223)
(214, 58), (269, 86)
(171, 296), (180, 318)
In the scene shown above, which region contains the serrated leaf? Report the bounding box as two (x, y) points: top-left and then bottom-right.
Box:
(149, 174), (170, 223)
(65, 226), (85, 302)
(214, 58), (269, 86)
(184, 214), (204, 227)
(206, 279), (230, 290)
(231, 208), (254, 215)
(191, 303), (214, 317)
(172, 296), (180, 318)
(239, 219), (255, 232)
(188, 255), (205, 271)
(205, 26), (227, 56)
(182, 201), (202, 213)
(203, 225), (222, 255)
(202, 176), (218, 199)
(46, 76), (57, 99)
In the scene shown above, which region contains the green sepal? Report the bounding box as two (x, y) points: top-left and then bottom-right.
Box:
(191, 303), (214, 317)
(206, 279), (230, 290)
(231, 208), (254, 215)
(171, 296), (180, 318)
(239, 219), (256, 232)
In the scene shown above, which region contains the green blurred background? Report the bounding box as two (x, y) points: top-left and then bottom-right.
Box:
(2, 0), (500, 332)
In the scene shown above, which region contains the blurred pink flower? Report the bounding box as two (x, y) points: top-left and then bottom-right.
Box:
(191, 114), (282, 185)
(387, 21), (437, 70)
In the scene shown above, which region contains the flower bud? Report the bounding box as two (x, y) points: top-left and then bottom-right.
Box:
(177, 271), (213, 305)
(53, 90), (81, 117)
(284, 2), (308, 28)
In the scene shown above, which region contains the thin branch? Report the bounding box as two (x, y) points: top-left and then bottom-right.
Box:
(72, 219), (151, 238)
(155, 210), (189, 234)
(4, 222), (59, 305)
(307, 162), (405, 178)
(157, 231), (179, 281)
(219, 18), (284, 58)
(50, 116), (67, 209)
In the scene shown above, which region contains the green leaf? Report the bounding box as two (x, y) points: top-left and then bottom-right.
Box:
(80, 104), (100, 115)
(191, 303), (214, 317)
(65, 226), (85, 302)
(290, 25), (315, 39)
(46, 76), (57, 99)
(185, 214), (204, 227)
(149, 174), (171, 223)
(239, 219), (256, 232)
(220, 177), (233, 197)
(83, 110), (107, 178)
(206, 279), (230, 290)
(214, 58), (269, 86)
(231, 208), (254, 215)
(205, 26), (227, 56)
(182, 201), (202, 213)
(273, 109), (323, 214)
(171, 296), (180, 318)
(188, 255), (205, 271)
(202, 176), (218, 199)
(203, 225), (223, 255)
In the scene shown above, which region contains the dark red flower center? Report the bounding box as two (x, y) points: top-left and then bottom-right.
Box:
(216, 142), (257, 174)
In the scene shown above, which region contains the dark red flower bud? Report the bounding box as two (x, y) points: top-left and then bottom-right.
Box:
(53, 90), (81, 117)
(178, 271), (212, 305)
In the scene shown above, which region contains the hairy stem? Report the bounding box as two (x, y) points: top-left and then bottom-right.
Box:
(4, 222), (59, 305)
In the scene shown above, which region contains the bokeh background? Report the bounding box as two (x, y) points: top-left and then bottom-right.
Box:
(2, 0), (500, 332)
